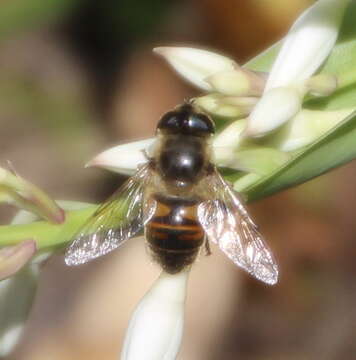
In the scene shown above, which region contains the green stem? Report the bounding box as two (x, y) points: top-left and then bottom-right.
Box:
(0, 206), (97, 250)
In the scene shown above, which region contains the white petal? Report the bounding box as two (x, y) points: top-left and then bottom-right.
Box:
(265, 0), (349, 91)
(154, 47), (236, 91)
(121, 271), (189, 360)
(87, 138), (155, 176)
(213, 119), (247, 153)
(0, 324), (23, 357)
(246, 87), (302, 137)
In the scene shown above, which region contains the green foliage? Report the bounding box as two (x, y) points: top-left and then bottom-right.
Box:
(0, 0), (79, 39)
(113, 0), (171, 40)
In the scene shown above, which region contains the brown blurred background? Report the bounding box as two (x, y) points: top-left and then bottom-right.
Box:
(2, 0), (356, 359)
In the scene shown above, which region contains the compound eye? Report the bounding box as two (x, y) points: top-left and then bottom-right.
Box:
(188, 113), (215, 136)
(157, 103), (215, 136)
(157, 111), (181, 134)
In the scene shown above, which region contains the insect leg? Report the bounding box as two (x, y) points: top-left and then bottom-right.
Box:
(205, 237), (212, 256)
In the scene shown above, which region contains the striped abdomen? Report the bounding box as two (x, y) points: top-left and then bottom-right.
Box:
(145, 193), (205, 274)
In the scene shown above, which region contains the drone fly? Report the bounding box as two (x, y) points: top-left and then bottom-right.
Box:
(65, 103), (278, 285)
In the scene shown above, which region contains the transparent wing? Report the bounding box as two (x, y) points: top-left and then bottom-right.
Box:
(197, 167), (278, 285)
(65, 163), (156, 266)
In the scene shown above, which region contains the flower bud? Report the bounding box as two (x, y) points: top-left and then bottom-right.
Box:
(246, 87), (303, 137)
(220, 96), (259, 108)
(205, 69), (265, 96)
(194, 94), (250, 118)
(248, 0), (349, 137)
(265, 0), (349, 91)
(121, 270), (189, 360)
(0, 240), (36, 281)
(153, 47), (236, 91)
(213, 119), (247, 152)
(268, 108), (355, 151)
(306, 74), (338, 97)
(86, 138), (155, 175)
(213, 119), (290, 173)
(0, 167), (64, 224)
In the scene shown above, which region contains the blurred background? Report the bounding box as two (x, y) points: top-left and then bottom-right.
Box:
(2, 0), (356, 359)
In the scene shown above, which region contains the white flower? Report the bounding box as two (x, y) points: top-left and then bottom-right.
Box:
(155, 0), (349, 138)
(264, 0), (348, 91)
(153, 47), (237, 91)
(121, 270), (189, 360)
(247, 0), (349, 137)
(205, 69), (265, 97)
(194, 94), (258, 119)
(86, 138), (155, 176)
(154, 47), (266, 97)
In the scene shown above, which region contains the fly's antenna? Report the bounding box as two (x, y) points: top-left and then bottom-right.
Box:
(174, 98), (196, 112)
(185, 97), (195, 105)
(182, 98), (199, 112)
